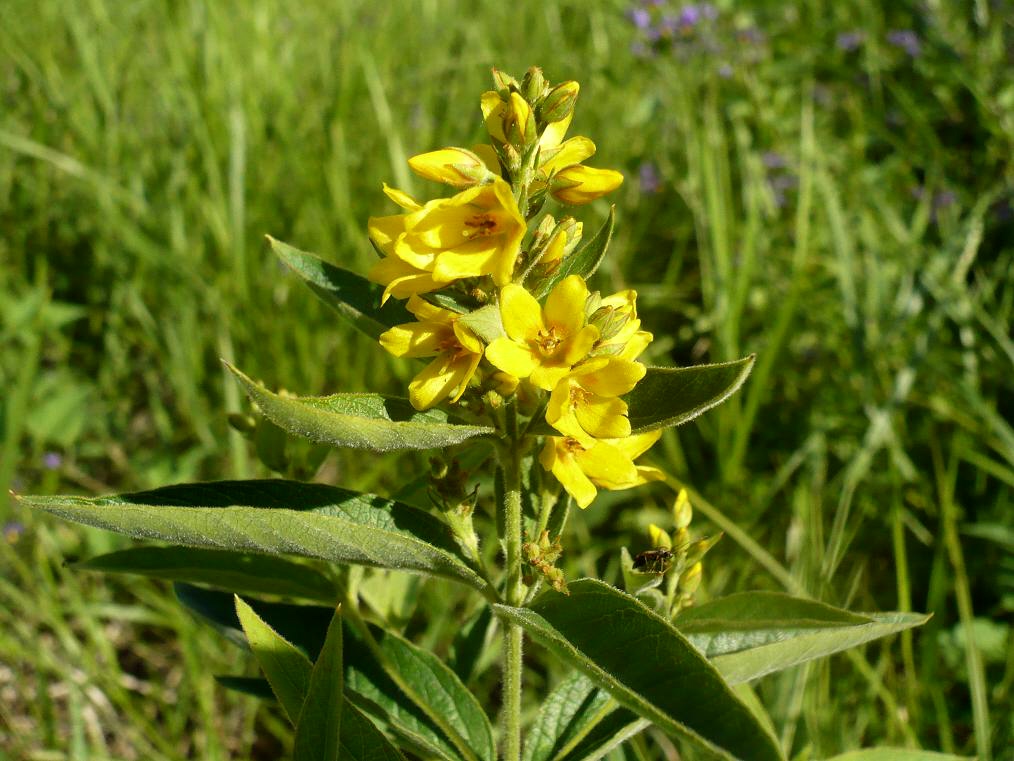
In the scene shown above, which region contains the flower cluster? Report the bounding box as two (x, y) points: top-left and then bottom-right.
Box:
(369, 67), (658, 509)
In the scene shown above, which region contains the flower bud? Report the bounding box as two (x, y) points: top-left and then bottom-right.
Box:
(673, 488), (693, 529)
(685, 533), (722, 566)
(679, 562), (703, 596)
(589, 305), (630, 341)
(408, 147), (498, 189)
(492, 67), (519, 95)
(505, 92), (536, 149)
(540, 80), (580, 124)
(551, 165), (624, 205)
(648, 523), (672, 549)
(522, 66), (547, 103)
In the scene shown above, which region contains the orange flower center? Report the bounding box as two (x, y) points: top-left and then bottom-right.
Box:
(536, 325), (564, 356)
(464, 213), (499, 238)
(569, 385), (590, 406)
(562, 437), (586, 455)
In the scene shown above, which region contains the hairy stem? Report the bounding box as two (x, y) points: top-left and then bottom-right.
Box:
(501, 399), (524, 761)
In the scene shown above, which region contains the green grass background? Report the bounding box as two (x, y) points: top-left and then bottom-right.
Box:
(1, 0), (1011, 758)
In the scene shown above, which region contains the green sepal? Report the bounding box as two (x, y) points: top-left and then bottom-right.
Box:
(227, 363), (494, 452)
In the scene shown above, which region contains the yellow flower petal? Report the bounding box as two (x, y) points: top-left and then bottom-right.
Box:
(541, 438), (598, 509)
(552, 166), (624, 205)
(559, 324), (600, 366)
(499, 284), (544, 341)
(606, 429), (662, 460)
(378, 322), (444, 358)
(486, 337), (538, 379)
(578, 359), (646, 397)
(574, 395), (631, 439)
(408, 147), (490, 188)
(539, 109), (574, 151)
(368, 214), (407, 251)
(576, 440), (639, 487)
(382, 183), (422, 211)
(367, 257), (440, 303)
(481, 91), (506, 142)
(541, 136), (596, 175)
(471, 144), (502, 174)
(409, 354), (465, 410)
(544, 275), (590, 336)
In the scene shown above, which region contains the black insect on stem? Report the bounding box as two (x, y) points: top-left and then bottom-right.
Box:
(632, 548), (674, 575)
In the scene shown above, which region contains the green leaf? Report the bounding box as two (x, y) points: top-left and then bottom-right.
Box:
(555, 713), (648, 761)
(215, 675), (276, 700)
(177, 585), (464, 761)
(370, 626), (495, 761)
(227, 363), (495, 452)
(674, 592), (931, 684)
(824, 752), (970, 761)
(341, 700), (407, 760)
(294, 605), (344, 761)
(523, 673), (613, 761)
(269, 236), (411, 341)
(496, 579), (784, 761)
(76, 547), (338, 602)
(531, 208), (614, 299)
(234, 595), (312, 723)
(625, 357), (755, 433)
(24, 480), (488, 592)
(448, 606), (493, 684)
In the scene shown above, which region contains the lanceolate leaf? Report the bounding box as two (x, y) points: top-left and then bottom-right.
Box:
(22, 480), (489, 592)
(341, 700), (408, 761)
(178, 585), (465, 761)
(523, 673), (614, 761)
(673, 592), (931, 685)
(269, 236), (411, 340)
(293, 606), (344, 761)
(76, 547), (338, 603)
(228, 364), (495, 452)
(624, 357), (755, 433)
(531, 208), (614, 299)
(496, 579), (784, 761)
(234, 595), (312, 723)
(556, 714), (649, 761)
(369, 627), (495, 761)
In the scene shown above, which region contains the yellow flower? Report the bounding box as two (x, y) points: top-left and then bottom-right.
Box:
(545, 357), (646, 443)
(551, 165), (624, 205)
(539, 429), (662, 508)
(367, 177), (526, 301)
(408, 147), (499, 189)
(485, 276), (599, 390)
(378, 297), (484, 411)
(588, 289), (653, 360)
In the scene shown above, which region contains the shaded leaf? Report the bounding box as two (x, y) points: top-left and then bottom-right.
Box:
(341, 700), (407, 761)
(269, 236), (411, 340)
(674, 592), (931, 684)
(215, 675), (275, 700)
(235, 595), (311, 723)
(370, 627), (495, 761)
(228, 363), (495, 452)
(294, 606), (344, 761)
(625, 357), (755, 433)
(177, 585), (463, 761)
(496, 579), (784, 761)
(523, 673), (613, 761)
(531, 208), (614, 299)
(24, 480), (489, 591)
(448, 606), (493, 684)
(76, 547), (338, 602)
(555, 713), (648, 761)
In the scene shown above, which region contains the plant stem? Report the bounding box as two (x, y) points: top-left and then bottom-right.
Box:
(501, 399), (524, 761)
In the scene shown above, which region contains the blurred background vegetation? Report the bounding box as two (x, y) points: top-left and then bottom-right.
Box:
(1, 0), (1011, 759)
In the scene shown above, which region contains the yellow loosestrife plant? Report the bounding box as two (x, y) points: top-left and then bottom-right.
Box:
(20, 67), (931, 761)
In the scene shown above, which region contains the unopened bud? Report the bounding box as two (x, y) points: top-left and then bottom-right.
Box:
(589, 305), (629, 341)
(648, 523), (672, 549)
(540, 80), (580, 124)
(491, 67), (519, 94)
(522, 67), (547, 103)
(505, 92), (536, 149)
(408, 147), (496, 189)
(673, 488), (693, 529)
(679, 562), (703, 596)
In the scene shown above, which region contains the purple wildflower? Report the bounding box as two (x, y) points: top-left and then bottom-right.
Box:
(43, 452), (62, 470)
(628, 7), (652, 30)
(836, 31), (865, 52)
(887, 29), (921, 57)
(679, 5), (701, 26)
(762, 151), (787, 169)
(639, 162), (661, 194)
